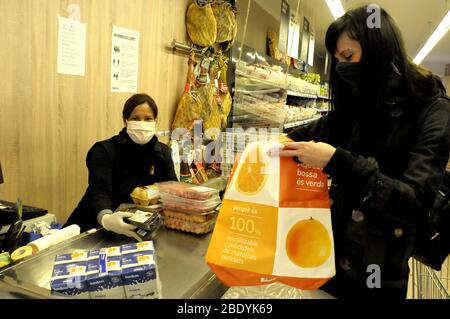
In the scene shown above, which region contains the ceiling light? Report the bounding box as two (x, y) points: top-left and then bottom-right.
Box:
(414, 10), (450, 65)
(325, 0), (345, 20)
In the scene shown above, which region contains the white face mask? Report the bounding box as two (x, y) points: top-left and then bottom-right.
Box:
(126, 121), (157, 145)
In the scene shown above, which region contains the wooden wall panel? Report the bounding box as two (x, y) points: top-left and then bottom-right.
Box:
(0, 0), (191, 223)
(443, 76), (450, 93)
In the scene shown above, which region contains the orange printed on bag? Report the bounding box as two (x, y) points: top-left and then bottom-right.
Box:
(206, 140), (335, 290)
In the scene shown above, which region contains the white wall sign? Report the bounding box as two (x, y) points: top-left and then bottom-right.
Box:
(308, 26), (315, 67)
(111, 25), (140, 93)
(288, 13), (300, 60)
(57, 16), (86, 76)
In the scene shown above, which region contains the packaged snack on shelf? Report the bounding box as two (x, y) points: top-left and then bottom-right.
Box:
(130, 185), (160, 206)
(156, 181), (219, 200)
(162, 209), (217, 223)
(163, 217), (216, 235)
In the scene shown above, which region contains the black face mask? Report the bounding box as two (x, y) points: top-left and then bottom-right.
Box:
(336, 62), (361, 94)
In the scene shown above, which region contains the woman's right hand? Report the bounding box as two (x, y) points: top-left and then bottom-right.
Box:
(273, 141), (336, 169)
(101, 212), (142, 242)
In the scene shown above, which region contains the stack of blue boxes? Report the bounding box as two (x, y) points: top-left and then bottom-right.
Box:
(50, 241), (158, 299)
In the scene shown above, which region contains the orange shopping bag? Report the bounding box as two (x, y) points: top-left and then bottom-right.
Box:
(206, 140), (335, 290)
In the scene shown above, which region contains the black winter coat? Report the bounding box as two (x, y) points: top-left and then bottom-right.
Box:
(288, 92), (450, 292)
(66, 128), (178, 231)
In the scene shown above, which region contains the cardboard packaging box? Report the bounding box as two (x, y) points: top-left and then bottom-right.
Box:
(121, 241), (159, 299)
(50, 250), (89, 298)
(86, 247), (125, 299)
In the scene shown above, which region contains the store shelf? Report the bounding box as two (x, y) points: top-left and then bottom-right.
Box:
(316, 109), (330, 113)
(287, 90), (318, 99)
(317, 95), (330, 100)
(284, 117), (319, 129)
(236, 70), (287, 90)
(233, 102), (286, 126)
(235, 88), (282, 95)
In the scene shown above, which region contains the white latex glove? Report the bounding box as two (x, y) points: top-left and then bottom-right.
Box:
(101, 212), (142, 242)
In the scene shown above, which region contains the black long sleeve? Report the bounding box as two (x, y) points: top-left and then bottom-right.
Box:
(86, 143), (115, 216)
(66, 130), (179, 231)
(287, 114), (332, 143)
(324, 99), (450, 221)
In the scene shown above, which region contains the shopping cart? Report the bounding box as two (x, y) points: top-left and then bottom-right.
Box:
(410, 257), (450, 299)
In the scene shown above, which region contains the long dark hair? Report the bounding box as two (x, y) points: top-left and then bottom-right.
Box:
(325, 5), (445, 154)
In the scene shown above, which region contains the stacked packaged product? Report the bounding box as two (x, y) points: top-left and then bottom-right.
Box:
(50, 241), (159, 299)
(157, 181), (221, 234)
(284, 105), (318, 123)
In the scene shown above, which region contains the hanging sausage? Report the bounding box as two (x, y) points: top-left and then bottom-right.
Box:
(217, 54), (232, 130)
(195, 56), (221, 140)
(172, 52), (203, 131)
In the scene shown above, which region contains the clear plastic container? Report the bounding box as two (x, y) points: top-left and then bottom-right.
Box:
(159, 192), (220, 214)
(162, 209), (217, 223)
(156, 181), (219, 200)
(163, 217), (216, 234)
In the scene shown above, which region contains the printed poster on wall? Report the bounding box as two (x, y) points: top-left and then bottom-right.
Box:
(111, 25), (140, 93)
(278, 0), (290, 54)
(57, 16), (86, 76)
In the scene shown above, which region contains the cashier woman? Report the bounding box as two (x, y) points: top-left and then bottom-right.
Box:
(65, 94), (178, 240)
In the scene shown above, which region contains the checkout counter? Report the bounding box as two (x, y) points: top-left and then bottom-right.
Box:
(0, 176), (334, 300)
(0, 177), (230, 299)
(0, 225), (334, 299)
(0, 227), (228, 299)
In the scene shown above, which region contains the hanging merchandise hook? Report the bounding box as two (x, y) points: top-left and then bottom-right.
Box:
(171, 40), (207, 58)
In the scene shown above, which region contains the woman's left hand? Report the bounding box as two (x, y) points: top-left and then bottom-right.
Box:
(276, 141), (337, 169)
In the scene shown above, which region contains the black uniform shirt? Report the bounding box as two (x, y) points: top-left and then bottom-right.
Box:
(66, 128), (178, 231)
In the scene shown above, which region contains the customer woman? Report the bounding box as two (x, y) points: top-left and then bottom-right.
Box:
(277, 6), (450, 298)
(66, 93), (178, 240)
